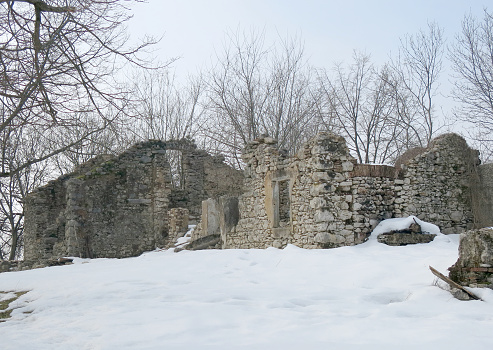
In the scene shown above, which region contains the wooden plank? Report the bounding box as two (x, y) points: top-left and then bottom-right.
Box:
(429, 266), (482, 301)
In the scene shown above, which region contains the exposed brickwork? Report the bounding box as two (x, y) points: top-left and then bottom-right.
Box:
(167, 208), (190, 244)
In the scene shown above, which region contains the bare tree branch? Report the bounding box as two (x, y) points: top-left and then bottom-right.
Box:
(0, 0), (161, 177)
(450, 9), (493, 160)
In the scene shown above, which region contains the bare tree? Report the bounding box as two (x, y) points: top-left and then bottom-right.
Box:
(262, 37), (320, 152)
(131, 69), (205, 142)
(205, 30), (320, 166)
(0, 0), (162, 259)
(128, 68), (207, 188)
(450, 9), (493, 160)
(318, 52), (401, 164)
(50, 112), (129, 175)
(0, 127), (49, 260)
(384, 70), (425, 152)
(318, 52), (372, 163)
(390, 22), (444, 145)
(0, 0), (160, 178)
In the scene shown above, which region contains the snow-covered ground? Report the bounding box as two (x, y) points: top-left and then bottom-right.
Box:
(1, 221), (493, 349)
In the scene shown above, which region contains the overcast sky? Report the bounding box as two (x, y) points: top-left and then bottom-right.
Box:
(129, 0), (490, 79)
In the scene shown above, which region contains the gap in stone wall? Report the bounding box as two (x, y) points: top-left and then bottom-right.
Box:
(272, 178), (292, 229)
(278, 180), (291, 227)
(166, 149), (184, 189)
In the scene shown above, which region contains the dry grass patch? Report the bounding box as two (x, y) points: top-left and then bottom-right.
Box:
(0, 291), (29, 322)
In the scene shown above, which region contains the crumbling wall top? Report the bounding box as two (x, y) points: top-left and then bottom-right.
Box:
(243, 135), (281, 162)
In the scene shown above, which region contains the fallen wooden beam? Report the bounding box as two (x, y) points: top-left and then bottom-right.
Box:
(429, 265), (482, 301)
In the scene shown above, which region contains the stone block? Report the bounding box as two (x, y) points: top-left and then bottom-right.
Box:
(339, 202), (349, 210)
(338, 210), (352, 220)
(220, 196), (240, 238)
(353, 202), (362, 211)
(341, 161), (354, 172)
(310, 197), (327, 209)
(314, 210), (334, 223)
(449, 211), (464, 222)
(377, 233), (436, 246)
(334, 173), (346, 182)
(312, 172), (330, 182)
(314, 232), (331, 244)
(330, 234), (346, 245)
(310, 183), (329, 196)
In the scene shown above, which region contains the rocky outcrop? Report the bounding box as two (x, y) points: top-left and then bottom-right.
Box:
(377, 233), (436, 246)
(376, 221), (437, 246)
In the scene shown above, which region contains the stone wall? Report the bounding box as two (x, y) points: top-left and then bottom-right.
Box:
(23, 139), (243, 262)
(23, 132), (491, 261)
(474, 163), (493, 227)
(348, 164), (401, 241)
(394, 133), (479, 234)
(160, 140), (244, 222)
(224, 133), (402, 249)
(23, 177), (69, 261)
(193, 132), (486, 250)
(167, 208), (190, 244)
(24, 141), (174, 260)
(189, 196), (239, 250)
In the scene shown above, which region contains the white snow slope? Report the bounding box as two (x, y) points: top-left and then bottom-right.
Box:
(1, 224), (493, 349)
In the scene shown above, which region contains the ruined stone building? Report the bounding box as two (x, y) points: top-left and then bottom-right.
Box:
(23, 132), (493, 263)
(23, 139), (243, 261)
(193, 132), (492, 249)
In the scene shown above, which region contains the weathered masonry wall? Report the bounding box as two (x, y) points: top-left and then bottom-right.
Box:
(475, 163), (493, 227)
(164, 140), (244, 221)
(204, 132), (485, 250)
(394, 134), (479, 234)
(24, 142), (172, 260)
(23, 132), (491, 261)
(224, 133), (400, 249)
(24, 139), (243, 262)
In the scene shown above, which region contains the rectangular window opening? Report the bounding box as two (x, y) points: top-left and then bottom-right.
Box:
(273, 179), (291, 228)
(166, 150), (185, 189)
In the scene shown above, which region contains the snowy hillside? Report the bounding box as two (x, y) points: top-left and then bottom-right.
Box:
(1, 226), (493, 349)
